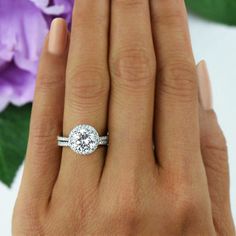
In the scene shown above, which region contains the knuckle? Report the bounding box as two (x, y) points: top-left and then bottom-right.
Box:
(158, 62), (197, 102)
(72, 6), (107, 30)
(164, 173), (206, 219)
(108, 201), (140, 232)
(37, 74), (64, 92)
(201, 128), (229, 174)
(118, 193), (139, 217)
(73, 15), (107, 32)
(202, 140), (228, 158)
(153, 10), (185, 29)
(67, 65), (109, 109)
(113, 0), (144, 8)
(30, 116), (60, 141)
(176, 193), (203, 218)
(167, 186), (204, 219)
(111, 47), (156, 91)
(108, 182), (142, 225)
(202, 144), (229, 175)
(29, 115), (61, 153)
(201, 129), (228, 155)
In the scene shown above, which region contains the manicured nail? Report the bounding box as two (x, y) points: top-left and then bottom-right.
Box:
(197, 60), (213, 111)
(48, 18), (68, 55)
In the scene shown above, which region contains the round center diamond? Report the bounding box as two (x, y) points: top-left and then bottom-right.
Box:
(68, 125), (99, 155)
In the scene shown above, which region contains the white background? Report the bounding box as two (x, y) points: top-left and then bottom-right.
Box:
(0, 15), (236, 235)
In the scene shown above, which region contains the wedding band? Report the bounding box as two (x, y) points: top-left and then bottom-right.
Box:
(57, 124), (108, 156)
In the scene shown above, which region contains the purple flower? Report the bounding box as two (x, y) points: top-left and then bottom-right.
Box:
(0, 0), (74, 111)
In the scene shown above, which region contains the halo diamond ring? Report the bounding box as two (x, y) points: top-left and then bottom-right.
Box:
(57, 124), (108, 156)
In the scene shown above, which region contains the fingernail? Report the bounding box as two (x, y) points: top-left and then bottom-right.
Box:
(48, 18), (68, 55)
(197, 60), (213, 111)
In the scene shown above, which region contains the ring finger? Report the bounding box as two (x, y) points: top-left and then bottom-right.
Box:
(55, 0), (110, 194)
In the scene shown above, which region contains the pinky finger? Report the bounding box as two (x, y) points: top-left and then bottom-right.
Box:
(16, 19), (68, 210)
(197, 61), (235, 234)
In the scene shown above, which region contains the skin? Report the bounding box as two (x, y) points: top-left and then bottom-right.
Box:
(13, 0), (235, 235)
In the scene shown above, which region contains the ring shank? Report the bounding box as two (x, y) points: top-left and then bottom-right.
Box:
(57, 137), (69, 147)
(98, 136), (109, 145)
(57, 136), (108, 147)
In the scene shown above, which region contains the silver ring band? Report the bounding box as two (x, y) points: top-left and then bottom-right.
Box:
(57, 136), (108, 147)
(57, 124), (108, 156)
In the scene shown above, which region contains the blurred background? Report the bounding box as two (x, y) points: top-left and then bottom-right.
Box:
(0, 1), (235, 235)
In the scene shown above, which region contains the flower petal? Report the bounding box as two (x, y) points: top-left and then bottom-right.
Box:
(0, 62), (35, 110)
(29, 0), (65, 15)
(0, 0), (48, 74)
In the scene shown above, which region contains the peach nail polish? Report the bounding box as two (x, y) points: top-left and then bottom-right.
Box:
(197, 60), (213, 111)
(48, 18), (68, 55)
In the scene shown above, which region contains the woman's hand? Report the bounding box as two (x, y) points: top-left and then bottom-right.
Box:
(13, 0), (235, 235)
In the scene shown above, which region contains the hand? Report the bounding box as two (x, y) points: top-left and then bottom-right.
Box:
(13, 0), (235, 235)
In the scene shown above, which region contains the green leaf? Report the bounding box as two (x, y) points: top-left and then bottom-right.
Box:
(0, 104), (31, 187)
(185, 0), (236, 25)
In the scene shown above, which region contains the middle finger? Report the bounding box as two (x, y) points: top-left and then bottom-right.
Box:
(106, 0), (156, 173)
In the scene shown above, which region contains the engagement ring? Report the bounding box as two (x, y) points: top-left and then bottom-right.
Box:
(57, 124), (108, 156)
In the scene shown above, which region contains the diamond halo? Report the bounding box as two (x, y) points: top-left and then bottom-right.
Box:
(68, 125), (100, 155)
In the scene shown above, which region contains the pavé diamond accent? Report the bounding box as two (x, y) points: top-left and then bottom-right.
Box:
(68, 125), (99, 155)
